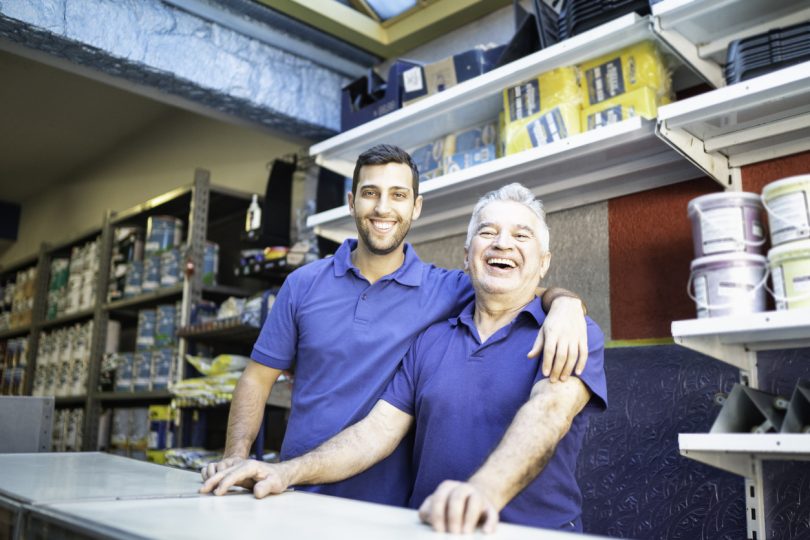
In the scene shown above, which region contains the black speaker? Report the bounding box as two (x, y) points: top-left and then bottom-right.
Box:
(316, 166), (349, 256)
(263, 158), (296, 247)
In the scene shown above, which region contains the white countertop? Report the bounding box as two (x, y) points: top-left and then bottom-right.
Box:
(0, 452), (200, 504)
(38, 490), (607, 540)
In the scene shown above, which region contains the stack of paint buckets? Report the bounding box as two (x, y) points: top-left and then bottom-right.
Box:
(763, 175), (810, 311)
(688, 174), (810, 318)
(688, 192), (767, 318)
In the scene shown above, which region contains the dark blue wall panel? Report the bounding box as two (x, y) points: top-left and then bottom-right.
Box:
(578, 344), (810, 539)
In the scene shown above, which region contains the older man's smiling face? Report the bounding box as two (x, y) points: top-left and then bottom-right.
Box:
(466, 200), (550, 299)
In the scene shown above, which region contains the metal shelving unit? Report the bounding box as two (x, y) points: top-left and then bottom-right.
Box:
(673, 309), (810, 538)
(651, 0), (810, 87)
(306, 13), (714, 243)
(657, 61), (810, 190)
(310, 118), (701, 243)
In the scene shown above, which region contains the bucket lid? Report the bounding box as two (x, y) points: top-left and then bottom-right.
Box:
(691, 252), (767, 270)
(767, 239), (810, 263)
(762, 174), (810, 198)
(687, 191), (762, 214)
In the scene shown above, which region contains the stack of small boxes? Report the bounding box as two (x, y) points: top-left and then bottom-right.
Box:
(0, 267), (37, 331)
(0, 337), (28, 395)
(51, 408), (84, 452)
(47, 238), (100, 319)
(113, 303), (180, 394)
(410, 120), (501, 181)
(501, 40), (672, 155)
(32, 321), (95, 397)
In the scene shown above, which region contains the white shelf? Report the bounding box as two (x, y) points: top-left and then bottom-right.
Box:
(679, 433), (810, 477)
(657, 61), (810, 187)
(671, 309), (810, 369)
(309, 118), (703, 244)
(309, 13), (660, 177)
(652, 0), (810, 87)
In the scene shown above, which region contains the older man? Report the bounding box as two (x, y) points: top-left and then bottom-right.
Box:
(202, 183), (607, 534)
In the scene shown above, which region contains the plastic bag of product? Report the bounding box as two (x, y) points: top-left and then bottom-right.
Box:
(185, 354), (251, 376)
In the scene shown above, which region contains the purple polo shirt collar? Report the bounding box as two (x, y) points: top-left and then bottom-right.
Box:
(451, 295), (546, 335)
(332, 239), (423, 287)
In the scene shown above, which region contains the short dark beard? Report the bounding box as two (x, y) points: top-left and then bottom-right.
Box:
(355, 217), (411, 255)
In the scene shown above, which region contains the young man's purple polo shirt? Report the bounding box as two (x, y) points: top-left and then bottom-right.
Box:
(381, 297), (607, 531)
(251, 239), (473, 506)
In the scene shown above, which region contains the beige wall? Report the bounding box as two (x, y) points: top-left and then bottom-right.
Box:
(1, 110), (308, 266)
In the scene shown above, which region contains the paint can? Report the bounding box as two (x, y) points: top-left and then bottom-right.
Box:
(136, 309), (156, 350)
(761, 175), (810, 247)
(142, 255), (161, 293)
(687, 192), (765, 257)
(689, 252), (768, 318)
(145, 216), (183, 255)
(203, 242), (219, 286)
(123, 261), (143, 298)
(768, 239), (810, 310)
(160, 248), (181, 287)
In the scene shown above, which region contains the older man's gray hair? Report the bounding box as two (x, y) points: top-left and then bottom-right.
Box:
(465, 183), (550, 251)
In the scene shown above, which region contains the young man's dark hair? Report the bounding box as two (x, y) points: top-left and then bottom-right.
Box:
(352, 144), (420, 198)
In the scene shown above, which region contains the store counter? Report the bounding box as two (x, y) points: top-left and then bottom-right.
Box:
(1, 453), (609, 539)
(29, 491), (608, 539)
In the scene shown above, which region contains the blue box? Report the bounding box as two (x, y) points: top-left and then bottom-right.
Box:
(341, 59), (421, 131)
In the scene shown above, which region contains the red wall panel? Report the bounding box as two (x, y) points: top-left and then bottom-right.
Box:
(741, 150), (810, 192)
(608, 177), (719, 339)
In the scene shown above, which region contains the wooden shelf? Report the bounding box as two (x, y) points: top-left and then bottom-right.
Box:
(0, 325), (32, 340)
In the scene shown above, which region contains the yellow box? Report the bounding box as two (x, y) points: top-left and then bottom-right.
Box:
(148, 405), (172, 422)
(502, 67), (581, 123)
(581, 86), (672, 130)
(146, 450), (168, 465)
(504, 103), (582, 156)
(579, 41), (670, 107)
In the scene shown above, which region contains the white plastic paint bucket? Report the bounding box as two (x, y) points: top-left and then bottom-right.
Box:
(761, 174), (810, 247)
(768, 239), (810, 310)
(689, 252), (768, 318)
(687, 192), (765, 257)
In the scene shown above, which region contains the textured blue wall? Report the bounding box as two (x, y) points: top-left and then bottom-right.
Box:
(579, 345), (810, 539)
(0, 0), (347, 138)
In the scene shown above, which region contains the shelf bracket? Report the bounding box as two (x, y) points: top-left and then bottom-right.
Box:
(679, 448), (752, 478)
(651, 16), (725, 89)
(656, 122), (732, 189)
(672, 335), (751, 370)
(746, 460), (766, 540)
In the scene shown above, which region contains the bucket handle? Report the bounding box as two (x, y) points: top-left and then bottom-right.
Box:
(692, 202), (766, 248)
(764, 275), (810, 305)
(762, 196), (810, 235)
(687, 267), (770, 311)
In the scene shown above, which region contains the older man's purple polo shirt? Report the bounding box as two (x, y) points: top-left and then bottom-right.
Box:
(381, 298), (607, 531)
(251, 239), (473, 506)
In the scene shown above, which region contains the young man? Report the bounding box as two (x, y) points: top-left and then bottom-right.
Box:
(202, 146), (590, 507)
(201, 183), (607, 534)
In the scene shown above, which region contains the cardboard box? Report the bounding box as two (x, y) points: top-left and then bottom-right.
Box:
(504, 103), (581, 155)
(444, 145), (498, 174)
(341, 60), (421, 131)
(503, 67), (581, 122)
(579, 40), (670, 107)
(410, 139), (445, 181)
(403, 46), (506, 106)
(581, 86), (670, 130)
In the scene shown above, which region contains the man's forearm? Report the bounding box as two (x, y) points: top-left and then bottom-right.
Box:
(468, 379), (590, 510)
(281, 401), (412, 486)
(538, 286), (587, 315)
(223, 370), (276, 458)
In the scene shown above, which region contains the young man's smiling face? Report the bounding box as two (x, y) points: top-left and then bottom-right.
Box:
(466, 200), (550, 298)
(348, 162), (423, 256)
